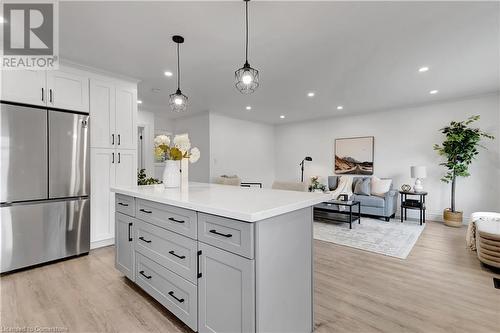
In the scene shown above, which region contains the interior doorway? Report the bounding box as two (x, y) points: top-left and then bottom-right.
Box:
(138, 126), (145, 171)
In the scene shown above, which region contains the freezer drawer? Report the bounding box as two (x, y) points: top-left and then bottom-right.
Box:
(48, 110), (90, 198)
(1, 198), (90, 273)
(0, 103), (48, 203)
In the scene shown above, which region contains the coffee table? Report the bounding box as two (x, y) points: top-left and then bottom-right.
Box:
(314, 200), (361, 229)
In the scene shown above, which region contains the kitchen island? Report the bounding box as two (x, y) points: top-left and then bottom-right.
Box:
(111, 183), (330, 333)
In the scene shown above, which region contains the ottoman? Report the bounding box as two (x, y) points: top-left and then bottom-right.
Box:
(473, 212), (500, 268)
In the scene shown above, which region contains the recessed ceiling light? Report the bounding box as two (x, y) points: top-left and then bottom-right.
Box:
(137, 100), (143, 104)
(429, 90), (439, 95)
(246, 106), (252, 110)
(307, 92), (315, 97)
(280, 115), (285, 119)
(336, 105), (344, 110)
(164, 71), (173, 77)
(418, 66), (429, 73)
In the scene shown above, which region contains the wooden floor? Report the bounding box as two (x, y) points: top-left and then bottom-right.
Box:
(1, 221), (499, 333)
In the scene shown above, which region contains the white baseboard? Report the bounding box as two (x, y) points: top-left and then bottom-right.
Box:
(91, 237), (115, 250)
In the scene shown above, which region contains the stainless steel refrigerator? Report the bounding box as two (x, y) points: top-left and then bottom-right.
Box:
(1, 102), (90, 273)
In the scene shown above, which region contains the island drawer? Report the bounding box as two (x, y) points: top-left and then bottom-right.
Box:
(136, 199), (197, 239)
(198, 213), (254, 259)
(135, 219), (198, 284)
(115, 194), (135, 217)
(135, 253), (197, 331)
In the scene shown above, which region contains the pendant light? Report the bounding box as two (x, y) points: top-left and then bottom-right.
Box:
(169, 35), (188, 112)
(235, 0), (259, 94)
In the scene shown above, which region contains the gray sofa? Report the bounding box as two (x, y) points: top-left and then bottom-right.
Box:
(328, 176), (398, 221)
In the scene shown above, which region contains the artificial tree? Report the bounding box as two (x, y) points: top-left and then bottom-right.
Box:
(433, 115), (494, 226)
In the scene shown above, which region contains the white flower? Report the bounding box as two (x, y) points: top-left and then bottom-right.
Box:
(189, 147), (200, 163)
(173, 134), (191, 152)
(154, 134), (170, 147)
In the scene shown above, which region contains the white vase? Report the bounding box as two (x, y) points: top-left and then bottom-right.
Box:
(163, 160), (181, 188)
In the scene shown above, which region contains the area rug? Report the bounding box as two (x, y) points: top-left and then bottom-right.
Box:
(313, 217), (425, 259)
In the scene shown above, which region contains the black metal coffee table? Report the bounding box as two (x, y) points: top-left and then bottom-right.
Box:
(314, 200), (361, 229)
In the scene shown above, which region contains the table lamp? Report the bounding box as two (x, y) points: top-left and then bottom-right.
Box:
(410, 166), (427, 193)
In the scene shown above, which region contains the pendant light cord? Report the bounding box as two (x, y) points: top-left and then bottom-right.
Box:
(245, 0), (249, 63)
(177, 42), (181, 90)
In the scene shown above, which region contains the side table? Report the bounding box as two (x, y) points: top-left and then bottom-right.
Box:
(399, 191), (428, 226)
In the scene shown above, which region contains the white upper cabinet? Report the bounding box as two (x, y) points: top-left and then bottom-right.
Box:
(90, 79), (136, 150)
(90, 79), (116, 149)
(1, 69), (47, 106)
(115, 86), (137, 150)
(46, 69), (89, 112)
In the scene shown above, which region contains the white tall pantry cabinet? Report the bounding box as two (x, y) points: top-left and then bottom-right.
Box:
(90, 76), (137, 247)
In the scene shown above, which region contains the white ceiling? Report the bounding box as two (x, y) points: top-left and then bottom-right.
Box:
(60, 1), (500, 124)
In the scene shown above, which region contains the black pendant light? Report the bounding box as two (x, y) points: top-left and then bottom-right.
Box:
(169, 35), (188, 112)
(235, 0), (259, 94)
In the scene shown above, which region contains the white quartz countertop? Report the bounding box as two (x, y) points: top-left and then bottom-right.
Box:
(111, 182), (331, 222)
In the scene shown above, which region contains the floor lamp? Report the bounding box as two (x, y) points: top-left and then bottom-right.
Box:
(300, 157), (312, 182)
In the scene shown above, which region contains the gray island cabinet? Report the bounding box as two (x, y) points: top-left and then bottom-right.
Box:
(112, 183), (329, 333)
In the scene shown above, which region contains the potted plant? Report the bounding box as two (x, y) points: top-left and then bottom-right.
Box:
(433, 115), (494, 227)
(309, 176), (326, 193)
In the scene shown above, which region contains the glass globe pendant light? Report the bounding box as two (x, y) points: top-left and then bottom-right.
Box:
(235, 0), (259, 94)
(169, 35), (188, 112)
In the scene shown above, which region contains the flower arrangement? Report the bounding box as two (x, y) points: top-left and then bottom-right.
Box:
(309, 176), (326, 192)
(154, 134), (200, 163)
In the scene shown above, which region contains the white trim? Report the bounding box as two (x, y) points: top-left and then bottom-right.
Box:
(91, 237), (115, 250)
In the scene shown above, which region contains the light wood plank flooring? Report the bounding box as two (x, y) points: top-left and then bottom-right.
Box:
(1, 221), (499, 333)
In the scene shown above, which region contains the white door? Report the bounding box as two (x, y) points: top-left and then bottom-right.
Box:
(115, 212), (135, 281)
(90, 79), (116, 148)
(198, 243), (255, 333)
(1, 70), (47, 106)
(47, 69), (89, 112)
(115, 149), (137, 187)
(115, 86), (137, 150)
(90, 148), (116, 243)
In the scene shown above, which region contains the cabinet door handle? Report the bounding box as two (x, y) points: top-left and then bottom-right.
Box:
(118, 202), (129, 207)
(168, 217), (185, 224)
(117, 134), (121, 145)
(197, 250), (202, 279)
(118, 152), (121, 163)
(112, 134), (115, 145)
(112, 152), (115, 164)
(139, 236), (151, 243)
(41, 88), (44, 102)
(139, 209), (152, 214)
(128, 222), (133, 241)
(139, 270), (151, 279)
(168, 291), (184, 303)
(168, 250), (186, 259)
(209, 229), (232, 238)
(49, 89), (53, 103)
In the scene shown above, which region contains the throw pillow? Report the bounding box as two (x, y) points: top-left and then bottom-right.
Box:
(371, 176), (392, 197)
(354, 177), (371, 196)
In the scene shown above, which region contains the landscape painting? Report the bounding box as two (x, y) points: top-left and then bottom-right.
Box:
(335, 136), (374, 175)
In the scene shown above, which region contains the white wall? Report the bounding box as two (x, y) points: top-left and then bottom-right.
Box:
(209, 113), (275, 188)
(274, 93), (500, 221)
(173, 112), (211, 182)
(137, 109), (155, 177)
